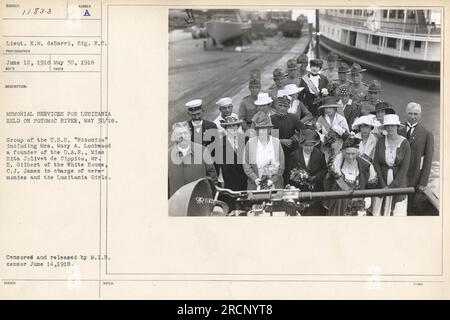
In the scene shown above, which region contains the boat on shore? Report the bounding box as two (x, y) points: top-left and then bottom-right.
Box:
(205, 10), (252, 46)
(318, 9), (441, 80)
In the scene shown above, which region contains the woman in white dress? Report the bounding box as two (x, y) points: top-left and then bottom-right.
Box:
(351, 115), (381, 163)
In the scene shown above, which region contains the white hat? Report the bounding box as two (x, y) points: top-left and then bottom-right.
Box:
(277, 89), (288, 97)
(352, 115), (381, 130)
(283, 83), (304, 95)
(216, 97), (232, 107)
(254, 92), (273, 106)
(185, 99), (202, 109)
(381, 114), (405, 128)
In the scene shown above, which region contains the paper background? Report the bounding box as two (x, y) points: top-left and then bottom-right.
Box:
(0, 0), (448, 299)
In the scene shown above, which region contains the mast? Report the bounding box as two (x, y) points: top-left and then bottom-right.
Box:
(315, 9), (320, 58)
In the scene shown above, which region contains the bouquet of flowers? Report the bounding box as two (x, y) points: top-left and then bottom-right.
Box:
(323, 132), (337, 150)
(345, 199), (366, 216)
(258, 161), (279, 190)
(289, 168), (314, 191)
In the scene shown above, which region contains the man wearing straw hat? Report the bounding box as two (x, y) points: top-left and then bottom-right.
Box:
(349, 63), (369, 103)
(239, 71), (262, 130)
(321, 51), (339, 82)
(399, 102), (435, 215)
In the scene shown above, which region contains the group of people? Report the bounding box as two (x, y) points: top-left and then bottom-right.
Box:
(169, 51), (435, 216)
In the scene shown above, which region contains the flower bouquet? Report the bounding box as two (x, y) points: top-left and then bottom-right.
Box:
(258, 161), (279, 190)
(345, 198), (366, 216)
(289, 168), (314, 191)
(323, 132), (336, 149)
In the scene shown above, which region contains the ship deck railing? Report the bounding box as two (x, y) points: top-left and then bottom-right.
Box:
(320, 14), (441, 38)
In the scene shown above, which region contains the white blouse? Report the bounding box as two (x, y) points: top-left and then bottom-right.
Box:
(256, 137), (275, 177)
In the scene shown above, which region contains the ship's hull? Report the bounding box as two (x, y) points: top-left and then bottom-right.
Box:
(205, 20), (252, 44)
(320, 35), (440, 80)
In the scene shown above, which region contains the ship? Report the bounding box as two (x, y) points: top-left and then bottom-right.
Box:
(318, 9), (441, 80)
(205, 10), (252, 46)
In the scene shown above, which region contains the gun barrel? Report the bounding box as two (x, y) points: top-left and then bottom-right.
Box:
(297, 187), (416, 201)
(215, 186), (417, 201)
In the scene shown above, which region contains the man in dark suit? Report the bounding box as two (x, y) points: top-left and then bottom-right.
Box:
(298, 58), (329, 117)
(185, 99), (218, 148)
(399, 102), (435, 215)
(287, 129), (328, 215)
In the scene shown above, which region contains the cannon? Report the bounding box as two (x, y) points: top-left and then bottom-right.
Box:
(168, 178), (439, 216)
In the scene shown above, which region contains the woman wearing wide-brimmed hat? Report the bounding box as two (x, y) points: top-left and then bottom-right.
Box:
(278, 84), (313, 124)
(288, 129), (327, 215)
(351, 115), (381, 163)
(372, 114), (411, 216)
(326, 135), (378, 216)
(315, 96), (350, 162)
(243, 111), (284, 190)
(215, 115), (248, 210)
(372, 101), (396, 123)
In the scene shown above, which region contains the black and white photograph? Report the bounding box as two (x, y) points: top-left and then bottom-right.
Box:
(168, 8), (441, 217)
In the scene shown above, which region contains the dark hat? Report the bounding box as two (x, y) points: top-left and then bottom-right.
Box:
(286, 58), (299, 70)
(273, 68), (287, 79)
(336, 84), (351, 96)
(338, 62), (350, 73)
(373, 101), (396, 115)
(350, 63), (367, 74)
(326, 52), (339, 61)
(368, 80), (383, 92)
(221, 115), (242, 127)
(309, 58), (323, 68)
(342, 136), (362, 150)
(296, 53), (309, 65)
(252, 111), (273, 128)
(299, 129), (320, 145)
(318, 96), (341, 110)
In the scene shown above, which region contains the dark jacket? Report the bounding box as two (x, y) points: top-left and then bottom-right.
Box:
(188, 120), (218, 148)
(399, 123), (434, 187)
(215, 134), (247, 191)
(298, 74), (329, 116)
(288, 147), (327, 191)
(341, 101), (361, 129)
(168, 142), (218, 198)
(373, 137), (411, 206)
